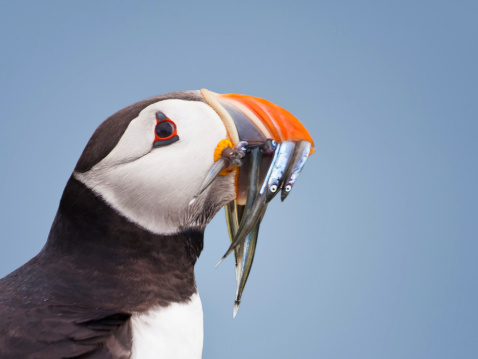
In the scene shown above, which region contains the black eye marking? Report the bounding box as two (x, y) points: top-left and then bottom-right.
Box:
(154, 111), (179, 147)
(156, 111), (168, 122)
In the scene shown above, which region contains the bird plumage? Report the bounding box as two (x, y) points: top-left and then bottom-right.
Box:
(0, 89), (314, 358)
(0, 91), (217, 358)
(0, 177), (203, 358)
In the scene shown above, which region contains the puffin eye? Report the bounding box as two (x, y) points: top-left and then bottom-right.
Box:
(155, 121), (175, 138)
(154, 112), (179, 147)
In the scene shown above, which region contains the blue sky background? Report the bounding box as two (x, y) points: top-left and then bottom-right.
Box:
(1, 1), (477, 358)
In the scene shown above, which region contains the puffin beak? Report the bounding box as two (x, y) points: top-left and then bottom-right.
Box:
(198, 89), (315, 317)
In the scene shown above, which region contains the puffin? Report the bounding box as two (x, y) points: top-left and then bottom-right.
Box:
(0, 89), (314, 359)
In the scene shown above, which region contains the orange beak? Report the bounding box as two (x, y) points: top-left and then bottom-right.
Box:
(200, 89), (315, 154)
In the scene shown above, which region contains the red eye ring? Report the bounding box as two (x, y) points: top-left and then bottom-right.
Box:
(154, 118), (177, 141)
(153, 112), (179, 148)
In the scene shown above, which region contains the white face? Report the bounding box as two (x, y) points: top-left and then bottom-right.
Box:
(75, 99), (236, 235)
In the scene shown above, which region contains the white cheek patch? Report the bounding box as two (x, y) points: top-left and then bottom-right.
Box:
(75, 99), (236, 235)
(131, 293), (203, 359)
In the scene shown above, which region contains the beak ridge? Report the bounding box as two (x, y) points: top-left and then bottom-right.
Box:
(201, 89), (315, 152)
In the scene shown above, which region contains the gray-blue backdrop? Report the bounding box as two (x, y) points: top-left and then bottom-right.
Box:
(1, 1), (477, 358)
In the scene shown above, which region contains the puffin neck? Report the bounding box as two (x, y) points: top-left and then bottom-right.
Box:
(40, 177), (204, 309)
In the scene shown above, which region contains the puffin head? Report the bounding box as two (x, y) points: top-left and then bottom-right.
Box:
(74, 89), (315, 315)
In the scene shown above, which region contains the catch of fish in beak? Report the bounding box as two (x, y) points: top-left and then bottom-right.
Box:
(191, 138), (312, 317)
(192, 89), (315, 317)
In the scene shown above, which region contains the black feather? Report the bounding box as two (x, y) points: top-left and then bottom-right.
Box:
(0, 178), (204, 358)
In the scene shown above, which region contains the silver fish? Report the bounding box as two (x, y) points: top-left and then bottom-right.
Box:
(189, 141), (247, 205)
(194, 137), (312, 316)
(281, 141), (311, 201)
(217, 141), (296, 264)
